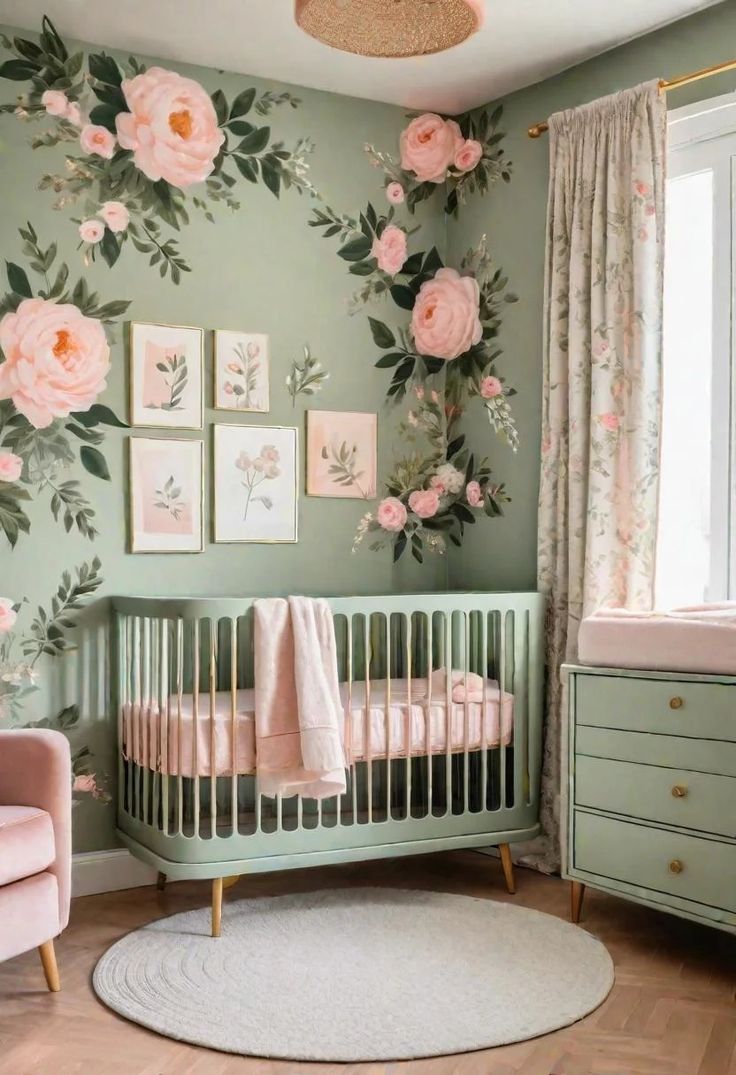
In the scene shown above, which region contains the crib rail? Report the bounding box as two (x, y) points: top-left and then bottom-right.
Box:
(113, 592), (544, 877)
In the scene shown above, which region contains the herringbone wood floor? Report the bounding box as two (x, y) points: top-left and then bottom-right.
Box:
(1, 851), (734, 1075)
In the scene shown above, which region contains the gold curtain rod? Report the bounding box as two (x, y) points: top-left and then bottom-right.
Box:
(527, 56), (736, 138)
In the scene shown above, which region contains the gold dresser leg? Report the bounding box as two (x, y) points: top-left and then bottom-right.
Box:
(498, 843), (516, 894)
(212, 877), (223, 938)
(38, 939), (60, 992)
(571, 881), (586, 924)
(156, 871), (166, 892)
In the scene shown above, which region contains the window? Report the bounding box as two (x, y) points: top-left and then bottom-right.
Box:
(656, 93), (736, 607)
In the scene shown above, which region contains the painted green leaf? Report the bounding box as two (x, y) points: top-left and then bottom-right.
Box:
(390, 284), (415, 311)
(233, 155), (259, 183)
(229, 87), (256, 119)
(237, 126), (270, 154)
(260, 159), (281, 198)
(211, 89), (228, 126)
(88, 51), (123, 86)
(6, 261), (32, 297)
(99, 228), (121, 268)
(338, 236), (372, 262)
(368, 317), (395, 349)
(0, 58), (40, 79)
(88, 102), (119, 133)
(80, 446), (111, 481)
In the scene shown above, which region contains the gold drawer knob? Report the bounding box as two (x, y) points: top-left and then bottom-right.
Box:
(669, 859), (684, 874)
(669, 696), (684, 710)
(671, 785), (688, 798)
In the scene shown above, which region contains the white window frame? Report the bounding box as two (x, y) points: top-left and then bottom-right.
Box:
(666, 91), (736, 601)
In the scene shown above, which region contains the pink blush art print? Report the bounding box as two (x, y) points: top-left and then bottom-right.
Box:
(130, 322), (204, 429)
(306, 410), (377, 499)
(214, 330), (270, 413)
(213, 424), (298, 543)
(129, 438), (204, 553)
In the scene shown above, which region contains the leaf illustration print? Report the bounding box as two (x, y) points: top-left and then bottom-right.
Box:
(154, 475), (185, 520)
(325, 440), (369, 499)
(226, 341), (260, 409)
(155, 353), (188, 411)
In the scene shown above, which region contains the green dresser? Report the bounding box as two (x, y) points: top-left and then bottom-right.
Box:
(562, 665), (736, 934)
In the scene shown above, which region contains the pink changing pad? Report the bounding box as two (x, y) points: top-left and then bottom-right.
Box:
(578, 604), (736, 675)
(122, 677), (514, 779)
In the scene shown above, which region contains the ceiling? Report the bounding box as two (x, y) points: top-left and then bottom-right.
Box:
(0, 0), (724, 113)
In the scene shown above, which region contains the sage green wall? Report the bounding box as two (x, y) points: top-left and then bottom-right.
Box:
(0, 23), (445, 852)
(447, 0), (736, 593)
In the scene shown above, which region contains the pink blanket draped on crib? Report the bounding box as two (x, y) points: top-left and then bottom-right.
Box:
(253, 596), (347, 800)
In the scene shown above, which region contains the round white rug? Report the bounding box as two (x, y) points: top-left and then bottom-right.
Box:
(93, 887), (614, 1061)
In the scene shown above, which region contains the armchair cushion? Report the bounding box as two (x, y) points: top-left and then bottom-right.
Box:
(0, 805), (55, 887)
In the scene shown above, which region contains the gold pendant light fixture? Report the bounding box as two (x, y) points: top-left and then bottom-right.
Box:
(295, 0), (483, 59)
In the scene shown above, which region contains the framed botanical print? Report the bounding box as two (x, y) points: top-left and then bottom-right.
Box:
(129, 321), (204, 429)
(213, 424), (298, 544)
(306, 410), (377, 499)
(214, 330), (270, 413)
(128, 437), (204, 553)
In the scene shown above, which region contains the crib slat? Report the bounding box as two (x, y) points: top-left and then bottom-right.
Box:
(230, 618), (237, 836)
(193, 617), (200, 838)
(209, 619), (217, 840)
(404, 612), (412, 822)
(384, 613), (391, 820)
(481, 611), (489, 812)
(159, 618), (168, 835)
(176, 618), (184, 836)
(444, 611), (452, 817)
(363, 614), (372, 824)
(426, 612), (433, 818)
(499, 610), (508, 811)
(513, 610), (529, 811)
(348, 616), (357, 827)
(463, 612), (470, 816)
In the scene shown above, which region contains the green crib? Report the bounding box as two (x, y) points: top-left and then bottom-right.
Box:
(113, 592), (545, 934)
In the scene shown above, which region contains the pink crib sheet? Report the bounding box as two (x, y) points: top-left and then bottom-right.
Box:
(121, 677), (514, 778)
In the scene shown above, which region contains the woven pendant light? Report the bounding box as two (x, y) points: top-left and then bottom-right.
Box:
(295, 0), (483, 59)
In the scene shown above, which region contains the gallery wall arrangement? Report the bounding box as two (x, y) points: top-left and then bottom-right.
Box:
(0, 15), (519, 852)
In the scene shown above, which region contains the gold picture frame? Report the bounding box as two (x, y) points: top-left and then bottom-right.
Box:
(212, 424), (299, 544)
(213, 330), (270, 414)
(128, 320), (204, 430)
(128, 436), (205, 554)
(305, 409), (377, 499)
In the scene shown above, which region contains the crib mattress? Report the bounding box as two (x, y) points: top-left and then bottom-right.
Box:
(122, 677), (514, 778)
(578, 605), (736, 675)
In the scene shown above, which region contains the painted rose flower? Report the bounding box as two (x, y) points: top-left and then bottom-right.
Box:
(409, 488), (440, 519)
(434, 463), (464, 494)
(0, 298), (110, 429)
(41, 89), (68, 117)
(386, 181), (405, 205)
(80, 123), (116, 159)
(66, 101), (82, 127)
(634, 180), (651, 196)
(100, 201), (130, 233)
(411, 267), (482, 360)
(247, 341), (261, 360)
(598, 412), (620, 432)
(466, 480), (483, 507)
(261, 445), (280, 462)
(371, 225), (407, 276)
(0, 452), (22, 482)
(454, 139), (483, 173)
(78, 219), (104, 244)
(399, 113), (463, 184)
(73, 773), (98, 795)
(0, 598), (17, 633)
(377, 497), (407, 532)
(480, 375), (502, 399)
(116, 66), (225, 187)
(235, 451), (252, 471)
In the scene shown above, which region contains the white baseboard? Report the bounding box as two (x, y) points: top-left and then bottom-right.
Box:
(72, 849), (157, 898)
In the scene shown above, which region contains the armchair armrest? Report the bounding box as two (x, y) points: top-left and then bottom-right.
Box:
(0, 729), (72, 930)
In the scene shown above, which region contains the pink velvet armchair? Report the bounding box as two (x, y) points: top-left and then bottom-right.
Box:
(0, 729), (72, 991)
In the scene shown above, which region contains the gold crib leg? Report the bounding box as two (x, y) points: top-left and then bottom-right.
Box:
(156, 871), (167, 892)
(222, 875), (241, 891)
(571, 881), (586, 924)
(38, 939), (60, 992)
(212, 877), (223, 938)
(498, 843), (516, 895)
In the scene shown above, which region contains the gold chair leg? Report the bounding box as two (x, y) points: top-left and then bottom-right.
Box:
(156, 871), (167, 892)
(498, 843), (516, 895)
(212, 877), (223, 938)
(571, 881), (586, 924)
(38, 939), (60, 992)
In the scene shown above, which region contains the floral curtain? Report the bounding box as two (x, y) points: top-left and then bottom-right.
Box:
(533, 81), (667, 872)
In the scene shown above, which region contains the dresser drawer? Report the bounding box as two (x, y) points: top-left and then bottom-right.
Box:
(575, 726), (736, 777)
(575, 755), (736, 838)
(575, 674), (736, 741)
(573, 810), (736, 912)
